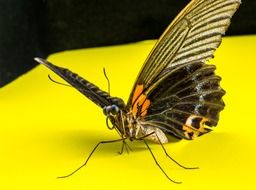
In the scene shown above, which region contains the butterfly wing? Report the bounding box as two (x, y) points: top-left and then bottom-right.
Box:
(127, 0), (241, 139)
(142, 62), (225, 139)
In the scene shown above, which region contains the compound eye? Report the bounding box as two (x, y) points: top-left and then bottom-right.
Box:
(103, 106), (108, 115)
(110, 105), (119, 115)
(103, 106), (112, 115)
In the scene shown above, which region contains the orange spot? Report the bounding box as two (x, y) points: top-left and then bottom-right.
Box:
(131, 86), (151, 117)
(132, 104), (138, 116)
(132, 85), (144, 105)
(137, 94), (146, 106)
(182, 115), (209, 139)
(132, 95), (146, 116)
(141, 99), (151, 116)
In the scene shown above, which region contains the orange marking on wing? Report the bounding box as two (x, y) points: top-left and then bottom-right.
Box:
(132, 105), (138, 116)
(141, 99), (151, 117)
(132, 84), (144, 105)
(132, 94), (146, 116)
(137, 94), (146, 106)
(132, 92), (151, 117)
(182, 115), (209, 139)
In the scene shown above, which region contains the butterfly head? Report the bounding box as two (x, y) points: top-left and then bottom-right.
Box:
(102, 97), (133, 137)
(103, 105), (120, 116)
(103, 104), (122, 132)
(103, 96), (125, 115)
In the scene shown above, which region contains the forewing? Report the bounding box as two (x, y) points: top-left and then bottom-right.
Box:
(127, 0), (241, 107)
(128, 0), (240, 139)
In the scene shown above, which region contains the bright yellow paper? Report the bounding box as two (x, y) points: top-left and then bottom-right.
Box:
(0, 35), (255, 189)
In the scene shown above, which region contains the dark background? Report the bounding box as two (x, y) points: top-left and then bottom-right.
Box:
(0, 0), (254, 87)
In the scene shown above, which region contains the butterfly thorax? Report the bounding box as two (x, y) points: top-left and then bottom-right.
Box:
(103, 97), (168, 144)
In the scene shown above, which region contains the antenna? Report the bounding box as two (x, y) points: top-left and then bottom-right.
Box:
(103, 67), (110, 95)
(48, 75), (72, 87)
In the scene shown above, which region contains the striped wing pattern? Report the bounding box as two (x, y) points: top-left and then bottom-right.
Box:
(128, 0), (241, 104)
(144, 62), (225, 139)
(129, 0), (240, 139)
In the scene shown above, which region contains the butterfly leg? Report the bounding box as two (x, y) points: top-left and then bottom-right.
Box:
(154, 134), (199, 170)
(118, 140), (132, 155)
(133, 132), (180, 183)
(57, 138), (126, 178)
(143, 139), (181, 184)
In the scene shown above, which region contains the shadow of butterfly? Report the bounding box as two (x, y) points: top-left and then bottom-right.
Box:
(34, 0), (241, 183)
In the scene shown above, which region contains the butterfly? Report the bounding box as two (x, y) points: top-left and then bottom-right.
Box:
(34, 0), (241, 183)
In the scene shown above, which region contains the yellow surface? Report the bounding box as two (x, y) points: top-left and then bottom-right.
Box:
(0, 35), (255, 189)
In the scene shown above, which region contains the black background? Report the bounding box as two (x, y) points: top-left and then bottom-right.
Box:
(0, 0), (254, 87)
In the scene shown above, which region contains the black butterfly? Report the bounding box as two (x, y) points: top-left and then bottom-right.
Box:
(34, 0), (241, 183)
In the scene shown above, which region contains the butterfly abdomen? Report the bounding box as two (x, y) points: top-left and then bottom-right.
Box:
(60, 69), (126, 109)
(35, 58), (125, 109)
